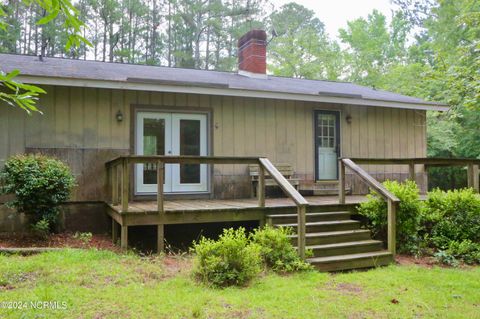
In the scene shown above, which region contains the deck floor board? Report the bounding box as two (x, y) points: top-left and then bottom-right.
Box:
(110, 195), (370, 214)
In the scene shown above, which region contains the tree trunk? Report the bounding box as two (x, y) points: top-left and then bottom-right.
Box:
(168, 0), (172, 67)
(102, 21), (107, 62)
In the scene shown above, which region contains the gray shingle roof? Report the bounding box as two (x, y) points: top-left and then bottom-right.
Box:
(0, 53), (446, 108)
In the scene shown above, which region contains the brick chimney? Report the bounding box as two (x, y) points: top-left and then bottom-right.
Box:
(238, 29), (267, 76)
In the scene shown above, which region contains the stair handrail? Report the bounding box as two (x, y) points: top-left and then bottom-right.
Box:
(258, 157), (309, 259)
(339, 158), (400, 256)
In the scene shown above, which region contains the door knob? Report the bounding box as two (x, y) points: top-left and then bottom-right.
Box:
(167, 150), (172, 155)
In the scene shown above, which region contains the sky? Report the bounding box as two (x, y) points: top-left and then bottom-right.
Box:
(269, 0), (395, 38)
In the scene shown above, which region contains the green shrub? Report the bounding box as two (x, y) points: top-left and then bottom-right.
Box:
(250, 226), (312, 273)
(192, 228), (262, 287)
(422, 188), (480, 264)
(73, 232), (93, 244)
(358, 180), (422, 254)
(434, 240), (480, 266)
(31, 218), (51, 239)
(0, 154), (76, 233)
(433, 250), (460, 267)
(446, 240), (480, 265)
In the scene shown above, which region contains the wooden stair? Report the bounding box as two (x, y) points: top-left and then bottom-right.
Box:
(267, 207), (393, 272)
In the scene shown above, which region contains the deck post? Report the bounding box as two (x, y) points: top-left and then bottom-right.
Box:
(408, 163), (415, 181)
(121, 159), (129, 213)
(467, 163), (479, 192)
(106, 165), (111, 203)
(259, 218), (266, 228)
(112, 218), (118, 244)
(112, 165), (118, 205)
(258, 164), (265, 207)
(473, 165), (479, 193)
(297, 205), (307, 260)
(339, 160), (345, 204)
(157, 161), (164, 213)
(387, 199), (396, 257)
(120, 225), (128, 250)
(157, 224), (164, 253)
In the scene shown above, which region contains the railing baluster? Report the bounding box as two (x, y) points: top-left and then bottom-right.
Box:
(474, 165), (479, 193)
(339, 159), (345, 204)
(112, 164), (118, 205)
(106, 165), (111, 203)
(258, 164), (265, 207)
(157, 161), (164, 213)
(121, 158), (129, 213)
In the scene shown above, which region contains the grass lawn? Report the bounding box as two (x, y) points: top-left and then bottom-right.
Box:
(0, 249), (479, 319)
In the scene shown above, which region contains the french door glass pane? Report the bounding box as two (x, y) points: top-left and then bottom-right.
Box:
(179, 119), (201, 183)
(143, 118), (165, 184)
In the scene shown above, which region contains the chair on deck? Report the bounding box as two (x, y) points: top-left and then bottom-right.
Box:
(248, 163), (300, 197)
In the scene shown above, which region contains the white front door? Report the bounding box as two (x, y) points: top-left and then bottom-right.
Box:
(135, 112), (208, 194)
(316, 111), (340, 180)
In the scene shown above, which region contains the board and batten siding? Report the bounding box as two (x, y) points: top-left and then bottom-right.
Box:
(0, 86), (427, 201)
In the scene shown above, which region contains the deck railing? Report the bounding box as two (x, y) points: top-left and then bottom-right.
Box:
(105, 155), (309, 259)
(339, 157), (480, 257)
(346, 158), (480, 192)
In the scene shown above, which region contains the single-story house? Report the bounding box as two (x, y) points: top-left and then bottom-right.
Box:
(0, 29), (452, 271)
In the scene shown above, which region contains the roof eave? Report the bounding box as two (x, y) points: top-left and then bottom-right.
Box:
(16, 75), (450, 112)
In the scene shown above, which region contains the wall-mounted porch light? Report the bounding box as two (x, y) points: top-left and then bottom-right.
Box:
(345, 114), (352, 124)
(116, 110), (124, 122)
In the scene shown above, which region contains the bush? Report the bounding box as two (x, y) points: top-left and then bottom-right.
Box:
(358, 180), (422, 254)
(192, 228), (262, 287)
(250, 226), (311, 273)
(0, 154), (76, 233)
(422, 188), (480, 247)
(31, 218), (50, 239)
(446, 240), (480, 265)
(422, 188), (480, 264)
(73, 232), (93, 245)
(434, 240), (480, 266)
(433, 250), (460, 267)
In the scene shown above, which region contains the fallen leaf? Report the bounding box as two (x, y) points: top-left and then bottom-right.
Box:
(391, 299), (400, 304)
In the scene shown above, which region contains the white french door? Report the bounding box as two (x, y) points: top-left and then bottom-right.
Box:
(135, 112), (208, 194)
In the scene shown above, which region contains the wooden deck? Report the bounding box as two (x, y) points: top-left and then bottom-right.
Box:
(106, 194), (426, 228)
(104, 155), (478, 269)
(106, 195), (369, 246)
(110, 195), (368, 214)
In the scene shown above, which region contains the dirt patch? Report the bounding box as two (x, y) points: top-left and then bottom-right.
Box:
(347, 310), (380, 319)
(395, 254), (474, 269)
(0, 232), (120, 252)
(395, 254), (445, 268)
(336, 282), (364, 295)
(0, 283), (15, 291)
(325, 280), (364, 296)
(0, 271), (38, 290)
(161, 255), (192, 278)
